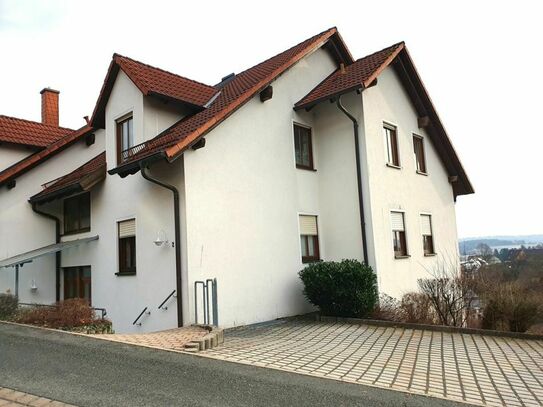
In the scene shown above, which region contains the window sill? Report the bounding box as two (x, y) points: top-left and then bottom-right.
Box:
(62, 228), (91, 237)
(115, 271), (136, 277)
(424, 253), (437, 257)
(296, 165), (317, 172)
(386, 163), (402, 170)
(394, 255), (410, 259)
(302, 258), (321, 264)
(416, 170), (428, 176)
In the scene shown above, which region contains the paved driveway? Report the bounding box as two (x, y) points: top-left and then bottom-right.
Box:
(201, 320), (543, 407)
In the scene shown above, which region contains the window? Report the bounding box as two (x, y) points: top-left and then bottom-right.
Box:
(64, 193), (90, 234)
(299, 215), (320, 263)
(413, 135), (427, 174)
(118, 219), (136, 275)
(421, 214), (435, 255)
(64, 266), (92, 304)
(391, 211), (408, 257)
(116, 114), (134, 164)
(294, 124), (314, 170)
(384, 124), (400, 167)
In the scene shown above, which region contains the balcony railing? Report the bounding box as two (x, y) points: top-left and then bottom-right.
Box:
(120, 141), (148, 162)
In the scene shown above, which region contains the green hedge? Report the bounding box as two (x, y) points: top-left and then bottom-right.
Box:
(299, 259), (378, 318)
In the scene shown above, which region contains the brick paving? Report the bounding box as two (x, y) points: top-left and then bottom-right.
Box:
(201, 320), (543, 407)
(90, 325), (208, 351)
(0, 387), (75, 406)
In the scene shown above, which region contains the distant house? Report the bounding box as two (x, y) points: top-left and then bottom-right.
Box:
(0, 27), (473, 332)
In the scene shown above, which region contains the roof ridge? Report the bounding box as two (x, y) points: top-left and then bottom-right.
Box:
(113, 53), (215, 91)
(232, 27), (338, 80)
(354, 41), (405, 63)
(0, 114), (74, 132)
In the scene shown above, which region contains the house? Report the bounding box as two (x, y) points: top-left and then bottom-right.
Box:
(0, 27), (473, 333)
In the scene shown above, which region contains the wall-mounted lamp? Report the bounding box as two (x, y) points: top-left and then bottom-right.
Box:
(30, 279), (38, 292)
(153, 230), (169, 247)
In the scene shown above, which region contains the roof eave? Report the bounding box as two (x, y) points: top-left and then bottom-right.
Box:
(107, 151), (167, 177)
(294, 84), (364, 111)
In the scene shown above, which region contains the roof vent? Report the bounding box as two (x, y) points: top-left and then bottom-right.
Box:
(217, 73), (236, 88)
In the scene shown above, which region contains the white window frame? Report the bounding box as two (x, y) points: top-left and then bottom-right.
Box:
(292, 120), (316, 170)
(390, 210), (409, 258)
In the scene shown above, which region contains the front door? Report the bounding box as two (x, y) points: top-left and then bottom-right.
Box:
(63, 266), (91, 304)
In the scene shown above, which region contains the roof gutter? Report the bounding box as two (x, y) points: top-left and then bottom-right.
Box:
(335, 94), (369, 265)
(31, 203), (61, 301)
(140, 165), (184, 327)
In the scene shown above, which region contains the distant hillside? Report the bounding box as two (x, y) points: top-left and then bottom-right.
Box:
(459, 235), (543, 255)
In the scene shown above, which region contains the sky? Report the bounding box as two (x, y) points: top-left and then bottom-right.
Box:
(0, 0), (541, 239)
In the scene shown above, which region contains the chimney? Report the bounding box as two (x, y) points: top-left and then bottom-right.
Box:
(40, 88), (60, 127)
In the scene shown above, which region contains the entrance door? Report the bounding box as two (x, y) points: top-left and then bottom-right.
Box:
(63, 266), (91, 304)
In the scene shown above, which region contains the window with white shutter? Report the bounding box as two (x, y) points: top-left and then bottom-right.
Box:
(391, 211), (408, 257)
(118, 219), (136, 275)
(299, 215), (320, 263)
(421, 214), (435, 255)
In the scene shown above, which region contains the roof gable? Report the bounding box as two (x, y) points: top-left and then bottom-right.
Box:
(293, 42), (473, 197)
(90, 54), (218, 129)
(0, 115), (73, 148)
(0, 125), (93, 187)
(110, 27), (352, 175)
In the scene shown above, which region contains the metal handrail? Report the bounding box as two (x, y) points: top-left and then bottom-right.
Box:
(19, 302), (108, 319)
(158, 290), (176, 310)
(132, 306), (150, 326)
(121, 141), (148, 161)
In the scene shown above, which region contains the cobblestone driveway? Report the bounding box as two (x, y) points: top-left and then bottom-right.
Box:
(201, 320), (543, 407)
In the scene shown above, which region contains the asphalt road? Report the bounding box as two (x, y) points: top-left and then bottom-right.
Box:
(0, 322), (469, 407)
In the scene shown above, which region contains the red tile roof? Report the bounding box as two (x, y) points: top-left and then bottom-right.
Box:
(90, 54), (218, 128)
(112, 27), (345, 170)
(295, 42), (404, 110)
(30, 152), (106, 203)
(0, 125), (93, 187)
(0, 115), (73, 147)
(115, 54), (217, 106)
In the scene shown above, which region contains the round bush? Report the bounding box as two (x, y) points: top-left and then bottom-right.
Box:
(299, 259), (378, 318)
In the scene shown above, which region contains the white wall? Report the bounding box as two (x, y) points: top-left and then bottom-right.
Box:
(361, 66), (459, 299)
(0, 134), (104, 304)
(0, 144), (35, 171)
(182, 47), (356, 328)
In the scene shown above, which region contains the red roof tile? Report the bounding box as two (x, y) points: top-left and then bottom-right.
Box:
(295, 42), (404, 110)
(30, 152), (106, 202)
(113, 27), (344, 168)
(114, 54), (217, 106)
(0, 115), (73, 147)
(0, 125), (93, 187)
(90, 54), (218, 128)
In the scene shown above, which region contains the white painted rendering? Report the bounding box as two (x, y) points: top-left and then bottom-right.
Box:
(0, 144), (35, 171)
(360, 66), (459, 299)
(0, 43), (465, 333)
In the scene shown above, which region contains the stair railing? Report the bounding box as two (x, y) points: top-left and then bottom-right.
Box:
(194, 278), (218, 326)
(133, 306), (151, 326)
(158, 290), (176, 311)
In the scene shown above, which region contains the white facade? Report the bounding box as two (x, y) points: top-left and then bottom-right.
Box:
(0, 144), (34, 171)
(0, 39), (468, 332)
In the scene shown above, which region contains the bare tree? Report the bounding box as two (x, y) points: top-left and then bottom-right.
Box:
(418, 258), (477, 327)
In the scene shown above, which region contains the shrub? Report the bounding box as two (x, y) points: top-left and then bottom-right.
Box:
(371, 294), (404, 321)
(0, 293), (18, 320)
(478, 280), (542, 333)
(16, 298), (112, 332)
(400, 292), (437, 324)
(299, 259), (378, 318)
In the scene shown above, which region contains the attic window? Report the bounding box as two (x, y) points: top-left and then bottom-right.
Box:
(116, 114), (134, 164)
